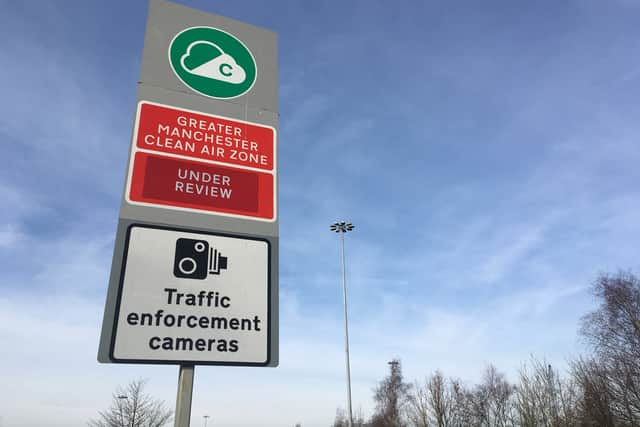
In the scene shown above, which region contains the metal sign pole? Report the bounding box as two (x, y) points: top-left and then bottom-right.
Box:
(174, 365), (195, 427)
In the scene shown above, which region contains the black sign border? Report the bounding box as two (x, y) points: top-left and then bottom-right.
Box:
(109, 223), (272, 366)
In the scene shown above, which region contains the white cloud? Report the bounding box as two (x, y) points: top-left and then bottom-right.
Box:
(182, 42), (247, 84)
(0, 224), (23, 248)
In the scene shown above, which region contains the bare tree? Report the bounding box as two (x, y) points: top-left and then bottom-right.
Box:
(333, 408), (349, 427)
(571, 357), (616, 427)
(407, 378), (430, 427)
(514, 357), (578, 427)
(362, 271), (640, 426)
(447, 379), (477, 427)
(333, 407), (366, 427)
(407, 371), (459, 427)
(88, 379), (172, 427)
(409, 377), (476, 427)
(427, 371), (453, 427)
(370, 359), (411, 427)
(353, 408), (367, 427)
(465, 365), (515, 427)
(578, 271), (640, 425)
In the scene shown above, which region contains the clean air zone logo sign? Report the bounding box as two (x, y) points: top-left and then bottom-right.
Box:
(169, 27), (257, 99)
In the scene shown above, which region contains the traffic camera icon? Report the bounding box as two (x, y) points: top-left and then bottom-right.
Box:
(173, 238), (228, 280)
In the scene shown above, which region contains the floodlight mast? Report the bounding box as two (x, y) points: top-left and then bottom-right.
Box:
(330, 221), (355, 427)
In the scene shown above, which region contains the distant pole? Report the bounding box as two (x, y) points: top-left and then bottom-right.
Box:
(330, 221), (355, 427)
(204, 415), (210, 427)
(117, 395), (128, 427)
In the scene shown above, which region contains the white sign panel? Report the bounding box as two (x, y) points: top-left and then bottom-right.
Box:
(110, 224), (271, 365)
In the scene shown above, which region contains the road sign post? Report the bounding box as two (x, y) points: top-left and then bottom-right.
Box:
(175, 365), (195, 427)
(97, 0), (278, 424)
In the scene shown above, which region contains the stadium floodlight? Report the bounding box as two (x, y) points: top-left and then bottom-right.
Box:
(329, 221), (355, 427)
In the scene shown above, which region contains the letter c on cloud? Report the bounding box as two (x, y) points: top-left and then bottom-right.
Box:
(219, 63), (233, 77)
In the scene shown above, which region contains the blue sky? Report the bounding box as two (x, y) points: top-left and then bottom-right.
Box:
(2, 0), (640, 426)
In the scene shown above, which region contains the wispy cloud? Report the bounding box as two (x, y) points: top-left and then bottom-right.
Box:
(2, 1), (640, 426)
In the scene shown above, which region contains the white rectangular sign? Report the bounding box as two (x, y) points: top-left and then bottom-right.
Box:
(110, 224), (271, 365)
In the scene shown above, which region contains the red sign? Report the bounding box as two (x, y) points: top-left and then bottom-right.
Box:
(128, 152), (274, 220)
(135, 102), (275, 171)
(125, 101), (276, 220)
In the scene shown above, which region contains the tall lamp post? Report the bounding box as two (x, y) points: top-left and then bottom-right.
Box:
(203, 415), (210, 427)
(330, 221), (355, 427)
